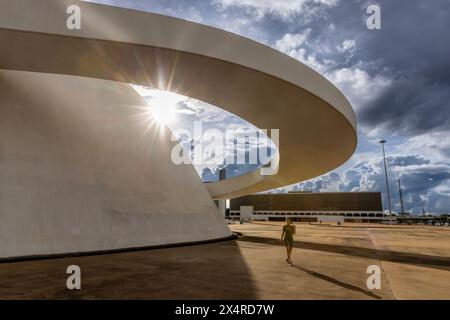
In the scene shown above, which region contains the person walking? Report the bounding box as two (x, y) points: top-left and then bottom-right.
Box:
(281, 217), (296, 266)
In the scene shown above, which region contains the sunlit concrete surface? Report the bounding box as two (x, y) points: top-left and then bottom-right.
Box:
(1, 223), (448, 300)
(0, 70), (230, 258)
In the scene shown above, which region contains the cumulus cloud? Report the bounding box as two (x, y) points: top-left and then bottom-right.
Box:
(273, 33), (390, 113)
(396, 131), (450, 160)
(273, 30), (337, 74)
(274, 30), (311, 52)
(162, 6), (204, 23)
(326, 67), (391, 112)
(290, 49), (337, 74)
(336, 39), (355, 53)
(212, 0), (339, 21)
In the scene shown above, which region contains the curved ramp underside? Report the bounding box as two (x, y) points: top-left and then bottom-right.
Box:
(0, 70), (231, 258)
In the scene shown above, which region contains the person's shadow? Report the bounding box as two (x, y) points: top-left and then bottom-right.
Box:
(292, 264), (382, 299)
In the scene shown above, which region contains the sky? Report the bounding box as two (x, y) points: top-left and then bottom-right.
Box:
(84, 0), (450, 215)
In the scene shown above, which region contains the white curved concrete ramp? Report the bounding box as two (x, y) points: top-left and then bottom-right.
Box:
(0, 70), (231, 259)
(0, 0), (357, 200)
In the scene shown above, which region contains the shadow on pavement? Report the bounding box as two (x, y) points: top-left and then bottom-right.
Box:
(0, 241), (258, 299)
(292, 264), (381, 299)
(239, 236), (450, 272)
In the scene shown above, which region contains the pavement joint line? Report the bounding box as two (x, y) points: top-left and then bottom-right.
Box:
(367, 229), (397, 300)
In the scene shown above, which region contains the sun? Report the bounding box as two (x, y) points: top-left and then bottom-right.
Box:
(132, 85), (186, 125)
(147, 89), (183, 124)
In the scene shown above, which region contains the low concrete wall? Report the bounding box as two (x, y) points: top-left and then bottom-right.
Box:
(318, 216), (345, 224)
(0, 70), (231, 258)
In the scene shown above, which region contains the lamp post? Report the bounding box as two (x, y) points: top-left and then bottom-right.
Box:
(398, 175), (405, 215)
(379, 140), (392, 219)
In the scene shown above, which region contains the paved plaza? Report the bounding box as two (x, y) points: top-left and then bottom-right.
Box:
(1, 222), (449, 299)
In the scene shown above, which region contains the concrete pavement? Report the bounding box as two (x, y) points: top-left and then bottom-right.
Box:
(0, 222), (448, 299)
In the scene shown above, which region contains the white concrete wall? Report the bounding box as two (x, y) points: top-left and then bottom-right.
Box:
(217, 200), (226, 218)
(240, 206), (254, 220)
(0, 70), (231, 258)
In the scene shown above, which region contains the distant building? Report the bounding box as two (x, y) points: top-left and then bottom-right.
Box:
(218, 168), (226, 181)
(229, 192), (391, 223)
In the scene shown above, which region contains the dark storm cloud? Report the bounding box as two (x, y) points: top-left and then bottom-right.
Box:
(400, 171), (450, 195)
(350, 0), (450, 135)
(359, 73), (450, 135)
(271, 0), (450, 137)
(231, 0), (450, 137)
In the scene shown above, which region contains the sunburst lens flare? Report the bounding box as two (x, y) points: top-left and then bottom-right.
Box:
(149, 92), (178, 124)
(132, 86), (186, 125)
